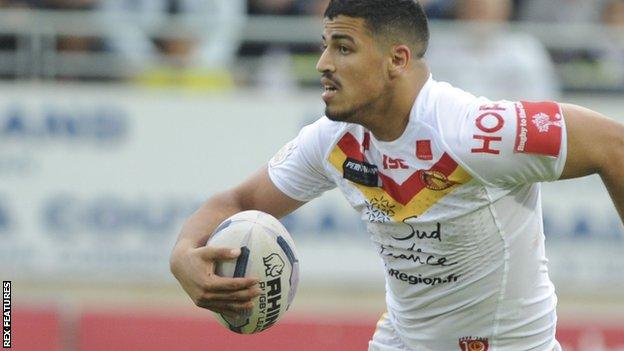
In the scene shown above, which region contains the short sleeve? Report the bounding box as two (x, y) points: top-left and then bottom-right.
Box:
(445, 100), (567, 187)
(268, 118), (337, 202)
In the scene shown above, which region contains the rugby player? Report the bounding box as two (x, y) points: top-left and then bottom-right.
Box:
(170, 1), (624, 349)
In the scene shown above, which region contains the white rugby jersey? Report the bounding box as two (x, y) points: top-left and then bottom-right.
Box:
(268, 76), (567, 351)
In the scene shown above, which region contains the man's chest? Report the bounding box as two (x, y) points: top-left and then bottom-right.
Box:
(325, 130), (476, 223)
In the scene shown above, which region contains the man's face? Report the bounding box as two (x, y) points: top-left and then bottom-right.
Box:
(317, 16), (389, 123)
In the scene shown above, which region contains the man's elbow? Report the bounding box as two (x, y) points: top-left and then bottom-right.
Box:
(599, 121), (624, 177)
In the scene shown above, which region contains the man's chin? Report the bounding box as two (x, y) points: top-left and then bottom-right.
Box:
(325, 107), (354, 122)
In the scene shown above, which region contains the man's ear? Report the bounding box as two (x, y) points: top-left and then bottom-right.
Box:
(388, 44), (411, 78)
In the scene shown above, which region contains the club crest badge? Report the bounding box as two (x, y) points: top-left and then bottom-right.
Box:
(459, 337), (489, 351)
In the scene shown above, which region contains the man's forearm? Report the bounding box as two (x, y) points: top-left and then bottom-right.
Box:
(174, 191), (244, 250)
(602, 163), (624, 224)
(600, 132), (624, 223)
(169, 190), (260, 311)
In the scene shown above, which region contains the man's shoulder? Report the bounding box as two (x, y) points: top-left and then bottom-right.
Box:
(305, 116), (355, 140)
(311, 116), (345, 130)
(295, 116), (352, 153)
(314, 116), (352, 130)
(428, 77), (485, 106)
(417, 78), (482, 132)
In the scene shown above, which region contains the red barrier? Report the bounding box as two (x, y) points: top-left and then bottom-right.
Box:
(557, 324), (624, 351)
(78, 310), (377, 351)
(77, 312), (624, 351)
(11, 308), (61, 351)
(12, 306), (624, 351)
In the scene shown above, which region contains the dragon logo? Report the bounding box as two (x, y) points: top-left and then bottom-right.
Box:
(420, 170), (457, 191)
(263, 253), (285, 278)
(531, 112), (562, 133)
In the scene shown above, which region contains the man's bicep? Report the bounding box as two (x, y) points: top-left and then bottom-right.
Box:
(559, 103), (624, 179)
(233, 165), (307, 219)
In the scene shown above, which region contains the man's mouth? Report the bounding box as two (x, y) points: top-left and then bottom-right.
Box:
(321, 85), (339, 102)
(321, 78), (340, 101)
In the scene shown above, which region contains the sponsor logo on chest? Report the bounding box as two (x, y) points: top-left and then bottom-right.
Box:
(342, 158), (379, 187)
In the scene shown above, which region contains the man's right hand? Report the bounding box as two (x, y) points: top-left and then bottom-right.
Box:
(170, 245), (262, 319)
(169, 166), (305, 316)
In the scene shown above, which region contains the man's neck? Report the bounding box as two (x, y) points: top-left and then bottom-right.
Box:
(363, 65), (429, 142)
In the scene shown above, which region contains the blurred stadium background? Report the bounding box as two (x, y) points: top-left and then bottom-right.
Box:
(1, 0), (623, 350)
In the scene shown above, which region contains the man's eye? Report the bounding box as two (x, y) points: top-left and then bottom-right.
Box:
(339, 45), (350, 54)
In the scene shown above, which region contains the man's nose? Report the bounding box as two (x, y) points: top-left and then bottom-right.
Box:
(316, 49), (335, 73)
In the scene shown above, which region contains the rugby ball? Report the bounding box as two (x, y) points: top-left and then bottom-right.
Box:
(207, 210), (299, 334)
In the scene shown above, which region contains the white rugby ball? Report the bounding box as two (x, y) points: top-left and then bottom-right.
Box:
(207, 210), (299, 334)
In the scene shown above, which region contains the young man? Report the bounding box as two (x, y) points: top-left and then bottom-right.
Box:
(170, 0), (624, 350)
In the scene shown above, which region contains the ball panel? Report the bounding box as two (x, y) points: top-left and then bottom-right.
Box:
(276, 236), (299, 307)
(233, 246), (250, 278)
(212, 218), (233, 236)
(217, 313), (251, 334)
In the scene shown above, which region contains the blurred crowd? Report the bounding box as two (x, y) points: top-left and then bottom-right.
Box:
(0, 0), (623, 94)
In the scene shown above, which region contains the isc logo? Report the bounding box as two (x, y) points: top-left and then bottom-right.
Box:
(383, 155), (408, 170)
